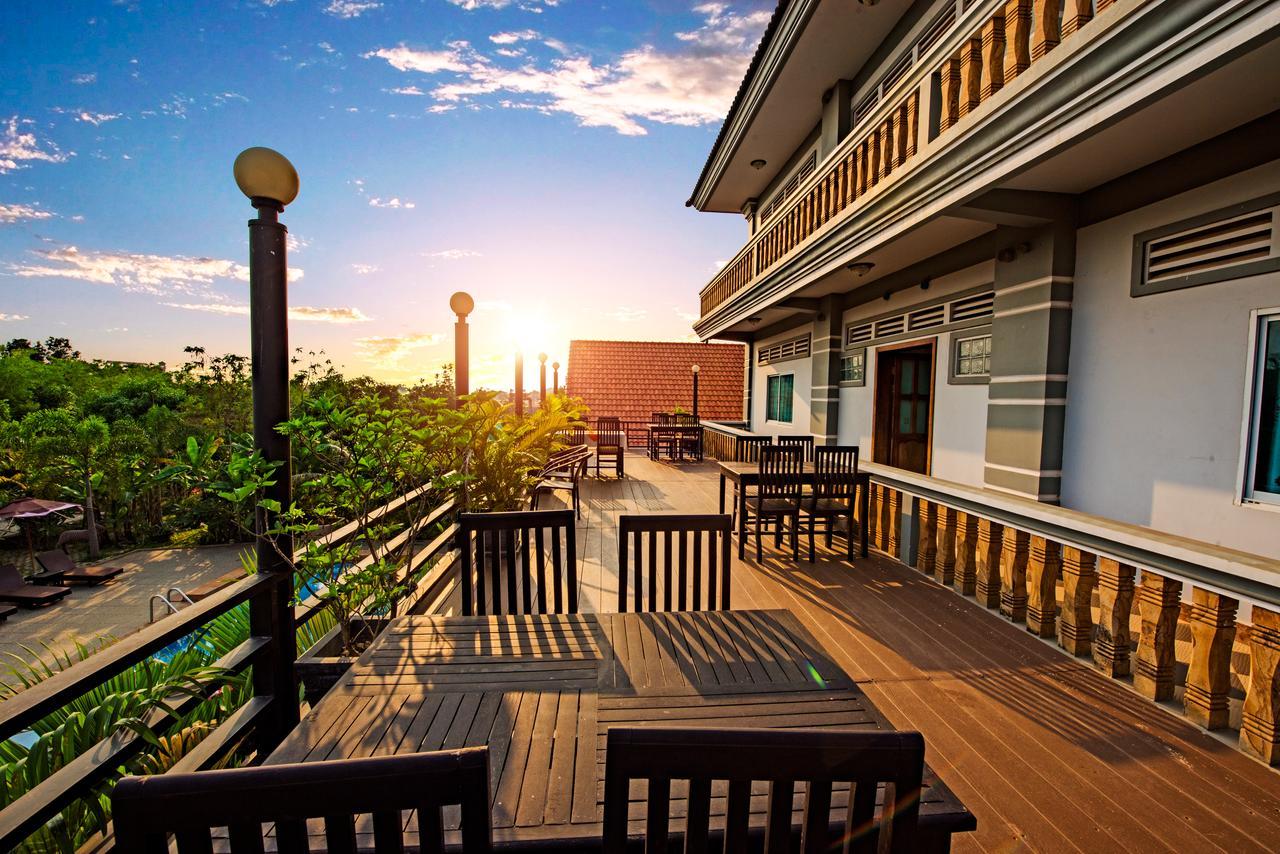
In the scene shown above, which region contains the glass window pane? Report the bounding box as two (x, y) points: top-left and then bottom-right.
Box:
(915, 399), (929, 432)
(1252, 319), (1280, 495)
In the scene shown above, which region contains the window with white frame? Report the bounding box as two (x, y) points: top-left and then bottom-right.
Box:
(954, 333), (992, 378)
(766, 374), (794, 423)
(1244, 310), (1280, 504)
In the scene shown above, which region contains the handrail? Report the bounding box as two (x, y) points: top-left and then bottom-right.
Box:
(148, 594), (180, 624)
(700, 420), (754, 438)
(862, 462), (1280, 608)
(293, 481), (435, 562)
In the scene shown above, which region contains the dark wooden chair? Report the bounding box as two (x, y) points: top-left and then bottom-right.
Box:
(650, 413), (676, 460)
(112, 748), (493, 853)
(531, 444), (592, 518)
(802, 445), (860, 562)
(744, 445), (804, 562)
(596, 416), (626, 478)
(777, 434), (815, 463)
(564, 425), (588, 446)
(617, 514), (731, 613)
(456, 510), (578, 616)
(34, 549), (124, 586)
(736, 434), (772, 462)
(602, 727), (925, 854)
(0, 564), (70, 608)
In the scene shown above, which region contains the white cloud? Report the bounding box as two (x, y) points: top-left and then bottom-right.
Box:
(324, 0), (381, 18)
(0, 313), (30, 322)
(355, 332), (443, 367)
(363, 3), (769, 136)
(285, 232), (309, 253)
(165, 303), (371, 323)
(8, 246), (303, 296)
(76, 111), (122, 126)
(449, 0), (559, 10)
(423, 249), (481, 260)
(0, 203), (55, 224)
(611, 306), (647, 323)
(351, 263), (380, 274)
(427, 104), (455, 114)
(368, 197), (415, 209)
(71, 73), (97, 85)
(490, 30), (539, 45)
(673, 305), (699, 322)
(0, 117), (72, 173)
(387, 85), (426, 96)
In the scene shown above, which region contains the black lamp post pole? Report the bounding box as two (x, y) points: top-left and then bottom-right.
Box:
(553, 361), (560, 396)
(692, 369), (700, 419)
(538, 353), (547, 409)
(247, 195), (299, 747)
(515, 352), (524, 418)
(450, 292), (472, 408)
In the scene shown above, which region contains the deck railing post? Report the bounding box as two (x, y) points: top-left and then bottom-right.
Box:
(1134, 571), (1182, 700)
(1058, 547), (1097, 656)
(935, 506), (957, 587)
(953, 512), (979, 596)
(999, 529), (1030, 623)
(1184, 588), (1238, 730)
(917, 501), (937, 575)
(1025, 536), (1060, 638)
(1093, 559), (1136, 677)
(1241, 606), (1280, 765)
(975, 518), (1003, 609)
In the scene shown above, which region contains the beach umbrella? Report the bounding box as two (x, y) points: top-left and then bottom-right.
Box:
(0, 498), (81, 573)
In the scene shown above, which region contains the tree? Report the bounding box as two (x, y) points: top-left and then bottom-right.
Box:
(19, 410), (110, 558)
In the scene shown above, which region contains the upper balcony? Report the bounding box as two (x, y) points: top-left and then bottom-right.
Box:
(693, 0), (1280, 338)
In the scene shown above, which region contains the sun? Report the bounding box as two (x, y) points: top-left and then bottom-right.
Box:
(505, 311), (563, 362)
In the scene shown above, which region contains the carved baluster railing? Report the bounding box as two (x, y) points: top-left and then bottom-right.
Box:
(1184, 588), (1238, 730)
(1093, 558), (1136, 677)
(1134, 571), (1181, 700)
(975, 518), (1003, 608)
(1241, 606), (1280, 765)
(1004, 0), (1033, 82)
(886, 489), (902, 557)
(1030, 0), (1062, 61)
(999, 528), (1030, 623)
(1025, 535), (1060, 638)
(980, 12), (1006, 100)
(958, 36), (983, 119)
(1061, 0), (1093, 37)
(1058, 546), (1096, 656)
(940, 56), (962, 133)
(917, 500), (937, 575)
(953, 512), (979, 596)
(935, 506), (957, 587)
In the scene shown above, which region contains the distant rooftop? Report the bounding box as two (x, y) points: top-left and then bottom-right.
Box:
(566, 340), (744, 423)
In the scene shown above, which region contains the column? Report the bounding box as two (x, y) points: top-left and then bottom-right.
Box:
(1134, 571), (1181, 700)
(1093, 558), (1136, 677)
(983, 221), (1075, 503)
(1184, 588), (1238, 730)
(916, 501), (937, 575)
(1241, 606), (1280, 765)
(935, 506), (957, 587)
(975, 519), (1003, 608)
(742, 338), (755, 427)
(1057, 546), (1096, 656)
(953, 512), (979, 596)
(809, 295), (843, 446)
(999, 528), (1030, 623)
(1025, 535), (1059, 638)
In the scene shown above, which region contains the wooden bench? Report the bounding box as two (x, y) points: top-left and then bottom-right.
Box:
(530, 444), (592, 519)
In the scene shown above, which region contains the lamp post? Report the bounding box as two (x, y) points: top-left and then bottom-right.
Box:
(552, 361), (560, 395)
(691, 363), (700, 420)
(514, 351), (525, 418)
(450, 291), (473, 408)
(538, 352), (548, 409)
(234, 145), (301, 746)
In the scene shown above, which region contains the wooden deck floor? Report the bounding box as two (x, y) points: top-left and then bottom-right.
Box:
(553, 454), (1280, 854)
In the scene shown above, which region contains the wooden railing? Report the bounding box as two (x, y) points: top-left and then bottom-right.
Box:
(862, 462), (1280, 766)
(701, 421), (774, 463)
(0, 482), (462, 850)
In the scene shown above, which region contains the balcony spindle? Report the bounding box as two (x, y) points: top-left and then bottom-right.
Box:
(935, 506), (957, 587)
(1184, 587), (1239, 730)
(1058, 546), (1096, 655)
(872, 485), (887, 552)
(869, 130), (882, 188)
(958, 37), (983, 118)
(1096, 0), (1116, 11)
(953, 512), (979, 596)
(1003, 0), (1032, 81)
(999, 528), (1030, 623)
(880, 116), (895, 180)
(1241, 606), (1280, 765)
(1061, 0), (1093, 37)
(896, 100), (910, 166)
(1030, 0), (1062, 61)
(1134, 571), (1182, 700)
(980, 12), (1006, 99)
(917, 500), (937, 575)
(975, 518), (1003, 608)
(1025, 536), (1060, 638)
(858, 143), (871, 195)
(887, 489), (902, 558)
(940, 56), (961, 132)
(906, 91), (920, 158)
(1093, 558), (1136, 677)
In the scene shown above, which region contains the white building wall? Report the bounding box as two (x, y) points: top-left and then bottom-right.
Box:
(1062, 160), (1280, 558)
(751, 325), (814, 437)
(837, 264), (992, 485)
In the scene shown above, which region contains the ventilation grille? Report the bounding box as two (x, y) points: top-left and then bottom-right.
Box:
(759, 152), (818, 224)
(846, 323), (874, 346)
(916, 3), (957, 54)
(874, 316), (906, 338)
(949, 291), (995, 322)
(880, 52), (913, 93)
(852, 92), (879, 125)
(908, 304), (946, 330)
(758, 335), (811, 365)
(1143, 210), (1276, 287)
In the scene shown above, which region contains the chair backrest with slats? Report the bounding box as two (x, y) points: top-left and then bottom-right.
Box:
(457, 510), (578, 616)
(602, 728), (924, 854)
(597, 417), (624, 448)
(112, 748), (493, 854)
(565, 425), (588, 446)
(777, 434), (815, 462)
(673, 413), (699, 426)
(759, 445), (804, 502)
(617, 514), (731, 613)
(814, 445), (860, 503)
(736, 435), (771, 462)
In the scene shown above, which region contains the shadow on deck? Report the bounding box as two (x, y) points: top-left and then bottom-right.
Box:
(557, 453), (1280, 853)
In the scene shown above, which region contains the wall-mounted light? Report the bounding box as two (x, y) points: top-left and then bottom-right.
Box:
(920, 278), (931, 291)
(846, 261), (875, 276)
(747, 316), (763, 324)
(750, 159), (767, 170)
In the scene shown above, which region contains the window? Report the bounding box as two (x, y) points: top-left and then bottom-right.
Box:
(841, 351), (865, 385)
(757, 335), (810, 365)
(1245, 311), (1280, 505)
(766, 374), (794, 423)
(953, 332), (992, 382)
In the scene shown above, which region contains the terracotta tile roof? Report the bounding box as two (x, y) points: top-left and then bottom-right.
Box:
(566, 340), (745, 424)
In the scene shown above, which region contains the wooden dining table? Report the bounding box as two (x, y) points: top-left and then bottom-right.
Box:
(268, 610), (975, 851)
(717, 460), (871, 560)
(644, 424), (704, 461)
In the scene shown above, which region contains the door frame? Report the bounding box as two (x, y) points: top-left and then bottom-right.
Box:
(871, 337), (937, 475)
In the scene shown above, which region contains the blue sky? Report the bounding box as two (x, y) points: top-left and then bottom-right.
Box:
(0, 0), (769, 387)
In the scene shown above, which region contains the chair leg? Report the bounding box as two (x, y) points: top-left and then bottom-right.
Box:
(791, 511), (800, 559)
(808, 514), (815, 563)
(754, 510), (762, 563)
(846, 510), (855, 561)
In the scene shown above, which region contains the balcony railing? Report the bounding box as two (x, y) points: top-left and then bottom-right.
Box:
(698, 0), (1132, 322)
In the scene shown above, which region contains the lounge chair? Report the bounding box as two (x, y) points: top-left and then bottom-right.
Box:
(0, 604), (16, 622)
(34, 550), (124, 586)
(0, 564), (71, 608)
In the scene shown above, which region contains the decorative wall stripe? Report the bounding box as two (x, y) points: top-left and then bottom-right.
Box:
(993, 300), (1073, 319)
(995, 274), (1073, 297)
(990, 373), (1070, 383)
(985, 461), (1063, 478)
(987, 397), (1068, 406)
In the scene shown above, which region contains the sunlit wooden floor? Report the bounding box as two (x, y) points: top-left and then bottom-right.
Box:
(550, 452), (1280, 854)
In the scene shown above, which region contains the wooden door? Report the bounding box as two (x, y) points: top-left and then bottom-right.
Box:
(873, 342), (935, 474)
